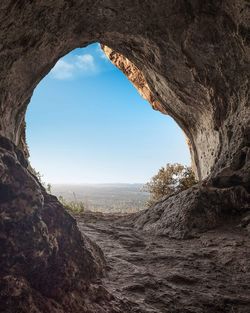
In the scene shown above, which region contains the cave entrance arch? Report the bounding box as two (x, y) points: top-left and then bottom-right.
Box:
(25, 42), (191, 213)
(1, 2), (249, 186)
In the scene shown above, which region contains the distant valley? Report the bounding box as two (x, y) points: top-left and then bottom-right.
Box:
(51, 183), (149, 214)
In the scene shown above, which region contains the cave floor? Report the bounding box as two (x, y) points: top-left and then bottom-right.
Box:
(77, 213), (250, 313)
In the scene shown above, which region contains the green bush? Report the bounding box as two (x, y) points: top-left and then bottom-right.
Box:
(144, 163), (197, 206)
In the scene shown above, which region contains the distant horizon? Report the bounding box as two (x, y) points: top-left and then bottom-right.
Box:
(50, 182), (147, 186)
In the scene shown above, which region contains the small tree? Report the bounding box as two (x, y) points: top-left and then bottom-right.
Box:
(144, 163), (197, 206)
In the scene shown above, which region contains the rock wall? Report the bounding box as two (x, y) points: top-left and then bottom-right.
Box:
(0, 136), (130, 312)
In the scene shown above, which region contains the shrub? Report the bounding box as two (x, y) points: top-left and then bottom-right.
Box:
(144, 163), (197, 206)
(58, 196), (86, 215)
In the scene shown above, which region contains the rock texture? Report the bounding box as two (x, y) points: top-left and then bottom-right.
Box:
(0, 137), (130, 312)
(103, 46), (164, 113)
(0, 1), (249, 312)
(79, 212), (250, 313)
(131, 184), (250, 238)
(102, 19), (250, 237)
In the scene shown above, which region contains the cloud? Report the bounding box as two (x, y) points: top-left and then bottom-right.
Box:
(51, 53), (98, 80)
(76, 54), (96, 71)
(51, 59), (75, 80)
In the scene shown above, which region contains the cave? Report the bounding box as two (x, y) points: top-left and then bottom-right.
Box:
(0, 1), (249, 313)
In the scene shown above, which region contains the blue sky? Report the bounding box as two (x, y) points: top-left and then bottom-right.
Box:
(26, 43), (190, 184)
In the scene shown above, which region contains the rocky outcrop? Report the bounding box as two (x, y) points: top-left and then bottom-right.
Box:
(102, 46), (164, 113)
(0, 1), (249, 312)
(0, 136), (129, 312)
(132, 184), (250, 238)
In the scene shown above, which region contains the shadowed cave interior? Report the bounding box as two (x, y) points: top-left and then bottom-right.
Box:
(0, 1), (249, 313)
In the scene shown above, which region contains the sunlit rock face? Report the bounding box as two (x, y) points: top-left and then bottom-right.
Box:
(102, 46), (164, 113)
(0, 1), (249, 312)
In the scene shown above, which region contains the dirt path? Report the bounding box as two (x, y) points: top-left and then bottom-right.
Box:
(77, 213), (250, 313)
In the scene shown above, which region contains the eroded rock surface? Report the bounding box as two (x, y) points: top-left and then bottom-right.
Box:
(79, 212), (250, 313)
(103, 46), (164, 113)
(0, 137), (130, 312)
(131, 184), (250, 238)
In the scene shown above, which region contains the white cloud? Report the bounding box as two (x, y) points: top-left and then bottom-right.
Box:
(51, 59), (75, 80)
(50, 53), (98, 80)
(75, 54), (96, 71)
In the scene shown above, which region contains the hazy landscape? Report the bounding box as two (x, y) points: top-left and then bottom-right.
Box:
(51, 183), (149, 213)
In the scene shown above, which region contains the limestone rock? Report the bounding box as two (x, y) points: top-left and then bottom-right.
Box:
(102, 45), (164, 113)
(131, 184), (250, 238)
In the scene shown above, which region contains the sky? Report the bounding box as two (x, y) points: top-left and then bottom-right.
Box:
(26, 43), (190, 184)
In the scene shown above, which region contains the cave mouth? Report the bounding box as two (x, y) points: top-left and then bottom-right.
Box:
(26, 42), (191, 213)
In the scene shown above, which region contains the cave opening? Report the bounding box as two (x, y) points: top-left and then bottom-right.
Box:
(25, 42), (191, 214)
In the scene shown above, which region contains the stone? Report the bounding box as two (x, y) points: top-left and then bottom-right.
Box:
(131, 184), (250, 238)
(0, 137), (128, 312)
(79, 211), (250, 313)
